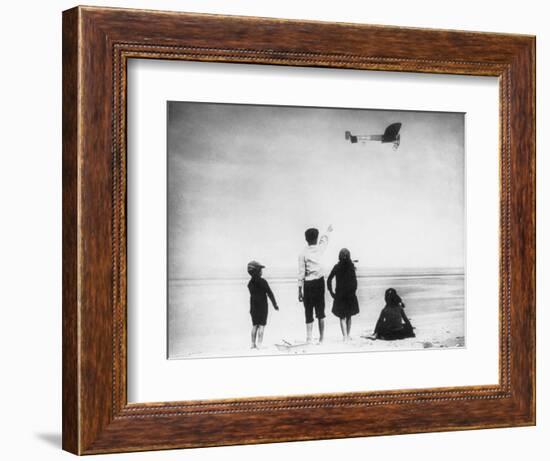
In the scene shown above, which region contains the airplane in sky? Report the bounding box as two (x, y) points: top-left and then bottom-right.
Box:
(345, 122), (402, 150)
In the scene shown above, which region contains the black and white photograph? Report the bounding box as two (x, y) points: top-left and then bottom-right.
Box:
(3, 0), (543, 458)
(167, 101), (465, 359)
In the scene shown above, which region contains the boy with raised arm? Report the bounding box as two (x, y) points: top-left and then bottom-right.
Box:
(298, 225), (333, 344)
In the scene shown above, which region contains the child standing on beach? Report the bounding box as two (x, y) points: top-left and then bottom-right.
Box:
(298, 225), (333, 344)
(327, 248), (360, 341)
(247, 260), (279, 349)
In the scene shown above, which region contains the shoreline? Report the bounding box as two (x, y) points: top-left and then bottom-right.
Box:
(168, 273), (465, 360)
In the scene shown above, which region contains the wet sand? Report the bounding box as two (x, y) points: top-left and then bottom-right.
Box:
(168, 271), (465, 359)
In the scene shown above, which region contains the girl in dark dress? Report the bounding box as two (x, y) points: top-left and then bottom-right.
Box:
(327, 248), (360, 341)
(373, 288), (415, 340)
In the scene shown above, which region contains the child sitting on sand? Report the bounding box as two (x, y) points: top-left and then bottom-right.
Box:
(372, 288), (415, 340)
(247, 260), (279, 349)
(327, 248), (360, 341)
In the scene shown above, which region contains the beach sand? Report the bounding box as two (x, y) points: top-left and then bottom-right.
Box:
(168, 271), (465, 359)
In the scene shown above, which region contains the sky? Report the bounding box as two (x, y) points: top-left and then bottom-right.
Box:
(167, 102), (464, 278)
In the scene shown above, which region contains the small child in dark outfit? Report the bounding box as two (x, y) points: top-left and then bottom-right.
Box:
(373, 288), (415, 340)
(327, 248), (360, 341)
(247, 260), (279, 349)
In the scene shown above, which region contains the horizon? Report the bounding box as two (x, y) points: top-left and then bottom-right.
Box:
(169, 265), (465, 281)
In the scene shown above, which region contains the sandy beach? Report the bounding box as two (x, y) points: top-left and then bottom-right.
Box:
(168, 268), (464, 359)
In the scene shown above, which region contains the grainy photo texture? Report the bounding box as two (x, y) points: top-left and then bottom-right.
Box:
(167, 102), (465, 359)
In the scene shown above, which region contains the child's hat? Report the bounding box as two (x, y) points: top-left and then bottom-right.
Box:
(247, 260), (265, 272)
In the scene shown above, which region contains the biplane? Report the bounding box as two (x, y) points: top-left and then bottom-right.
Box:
(345, 122), (402, 150)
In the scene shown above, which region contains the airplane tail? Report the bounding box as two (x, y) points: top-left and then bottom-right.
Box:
(345, 131), (358, 143)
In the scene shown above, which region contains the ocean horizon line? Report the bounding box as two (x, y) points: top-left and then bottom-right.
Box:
(170, 266), (465, 282)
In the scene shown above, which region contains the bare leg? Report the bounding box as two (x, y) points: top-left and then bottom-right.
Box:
(257, 326), (265, 348)
(339, 318), (347, 340)
(318, 318), (325, 343)
(251, 325), (258, 348)
(346, 317), (352, 338)
(306, 322), (313, 343)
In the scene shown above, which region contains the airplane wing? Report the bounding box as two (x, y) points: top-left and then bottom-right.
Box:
(381, 123), (402, 143)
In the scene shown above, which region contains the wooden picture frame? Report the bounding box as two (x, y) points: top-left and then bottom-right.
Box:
(62, 5), (535, 455)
